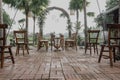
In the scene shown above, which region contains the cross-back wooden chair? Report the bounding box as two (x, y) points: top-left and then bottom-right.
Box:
(85, 30), (100, 55)
(14, 30), (29, 56)
(98, 24), (120, 66)
(0, 24), (15, 68)
(65, 33), (77, 50)
(37, 33), (48, 51)
(54, 34), (65, 51)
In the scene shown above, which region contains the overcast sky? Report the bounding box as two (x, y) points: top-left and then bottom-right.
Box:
(3, 0), (106, 34)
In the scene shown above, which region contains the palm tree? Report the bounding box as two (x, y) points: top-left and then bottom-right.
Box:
(119, 0), (120, 23)
(0, 0), (3, 23)
(83, 0), (87, 48)
(69, 0), (94, 47)
(0, 0), (3, 46)
(69, 0), (84, 35)
(3, 0), (30, 44)
(3, 0), (49, 45)
(3, 0), (28, 29)
(38, 11), (46, 37)
(31, 0), (49, 45)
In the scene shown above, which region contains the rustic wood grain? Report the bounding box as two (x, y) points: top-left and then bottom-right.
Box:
(0, 47), (120, 80)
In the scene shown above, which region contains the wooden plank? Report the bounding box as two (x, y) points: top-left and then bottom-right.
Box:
(0, 47), (120, 80)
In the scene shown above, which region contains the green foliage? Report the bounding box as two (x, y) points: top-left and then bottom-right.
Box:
(69, 0), (89, 11)
(31, 0), (49, 16)
(106, 0), (119, 10)
(18, 18), (25, 29)
(94, 14), (104, 27)
(3, 0), (49, 16)
(3, 9), (12, 26)
(77, 35), (82, 45)
(18, 18), (25, 23)
(74, 21), (83, 31)
(3, 0), (17, 8)
(60, 13), (66, 18)
(87, 12), (95, 17)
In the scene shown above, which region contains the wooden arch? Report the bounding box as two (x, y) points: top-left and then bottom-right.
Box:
(45, 6), (72, 38)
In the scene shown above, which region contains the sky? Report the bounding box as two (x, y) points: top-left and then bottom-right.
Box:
(3, 0), (106, 34)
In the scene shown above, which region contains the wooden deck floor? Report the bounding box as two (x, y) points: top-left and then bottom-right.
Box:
(1, 47), (120, 80)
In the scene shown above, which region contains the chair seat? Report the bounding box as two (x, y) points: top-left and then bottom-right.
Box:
(40, 40), (48, 42)
(65, 39), (75, 42)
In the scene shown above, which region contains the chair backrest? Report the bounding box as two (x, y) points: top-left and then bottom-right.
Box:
(107, 24), (120, 46)
(87, 30), (100, 43)
(0, 24), (8, 46)
(37, 33), (43, 41)
(71, 33), (77, 41)
(14, 30), (27, 44)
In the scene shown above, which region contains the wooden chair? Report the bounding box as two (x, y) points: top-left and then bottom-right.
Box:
(14, 30), (29, 56)
(65, 33), (77, 50)
(53, 37), (61, 51)
(0, 24), (15, 68)
(37, 33), (48, 51)
(98, 24), (120, 66)
(85, 30), (100, 55)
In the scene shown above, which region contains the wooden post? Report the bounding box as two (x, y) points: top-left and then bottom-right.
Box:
(0, 0), (3, 23)
(0, 0), (3, 46)
(83, 0), (88, 49)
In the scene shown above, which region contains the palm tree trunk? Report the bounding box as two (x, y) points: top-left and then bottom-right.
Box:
(25, 11), (29, 44)
(0, 0), (3, 46)
(33, 16), (35, 45)
(83, 0), (88, 48)
(0, 0), (3, 23)
(39, 26), (43, 37)
(118, 0), (120, 57)
(68, 19), (71, 38)
(76, 9), (79, 35)
(26, 12), (29, 32)
(119, 0), (120, 23)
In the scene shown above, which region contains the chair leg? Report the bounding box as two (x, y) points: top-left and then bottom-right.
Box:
(51, 41), (53, 51)
(23, 45), (25, 56)
(98, 45), (104, 63)
(96, 44), (98, 55)
(1, 48), (4, 68)
(37, 42), (40, 51)
(26, 45), (29, 54)
(9, 47), (15, 64)
(90, 44), (92, 55)
(85, 44), (88, 54)
(75, 42), (77, 51)
(113, 47), (116, 63)
(16, 45), (18, 56)
(109, 47), (113, 67)
(46, 42), (48, 51)
(16, 45), (20, 56)
(93, 44), (96, 54)
(65, 42), (68, 49)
